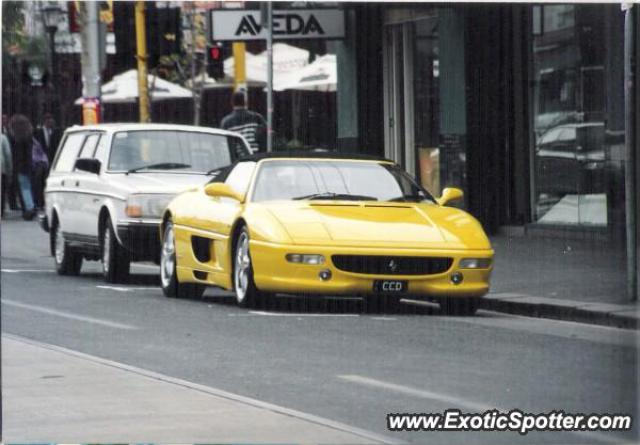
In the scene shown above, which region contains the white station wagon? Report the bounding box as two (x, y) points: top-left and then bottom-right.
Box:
(41, 123), (251, 283)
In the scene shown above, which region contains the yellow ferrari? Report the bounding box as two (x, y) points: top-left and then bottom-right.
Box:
(159, 153), (493, 315)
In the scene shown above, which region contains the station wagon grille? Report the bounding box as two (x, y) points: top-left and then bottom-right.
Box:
(331, 255), (453, 276)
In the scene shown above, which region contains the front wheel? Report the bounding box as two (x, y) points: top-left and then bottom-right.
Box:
(161, 221), (205, 299)
(51, 220), (83, 275)
(101, 218), (131, 284)
(439, 298), (480, 316)
(233, 227), (268, 308)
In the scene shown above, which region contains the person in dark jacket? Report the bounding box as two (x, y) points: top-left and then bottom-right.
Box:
(220, 91), (267, 154)
(34, 113), (62, 163)
(8, 114), (36, 220)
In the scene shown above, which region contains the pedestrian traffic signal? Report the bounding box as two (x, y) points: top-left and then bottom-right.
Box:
(207, 44), (226, 80)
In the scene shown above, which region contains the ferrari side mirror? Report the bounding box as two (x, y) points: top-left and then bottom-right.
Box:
(204, 183), (244, 202)
(437, 187), (464, 206)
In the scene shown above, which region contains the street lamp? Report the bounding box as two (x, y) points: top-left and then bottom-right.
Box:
(41, 4), (63, 121)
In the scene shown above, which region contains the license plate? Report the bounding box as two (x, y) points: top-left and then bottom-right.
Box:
(373, 280), (408, 293)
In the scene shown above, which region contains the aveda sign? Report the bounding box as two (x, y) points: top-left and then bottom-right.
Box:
(210, 9), (345, 41)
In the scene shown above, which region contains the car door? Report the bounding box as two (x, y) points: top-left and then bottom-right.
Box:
(73, 132), (102, 240)
(47, 131), (87, 236)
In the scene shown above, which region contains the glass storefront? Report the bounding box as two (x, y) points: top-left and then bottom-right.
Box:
(383, 7), (467, 203)
(531, 4), (626, 228)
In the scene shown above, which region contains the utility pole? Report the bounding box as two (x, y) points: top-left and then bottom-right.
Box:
(79, 1), (102, 124)
(135, 1), (150, 122)
(189, 4), (201, 126)
(233, 42), (247, 98)
(266, 2), (273, 152)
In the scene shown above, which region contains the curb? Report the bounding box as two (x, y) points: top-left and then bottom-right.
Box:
(480, 293), (639, 330)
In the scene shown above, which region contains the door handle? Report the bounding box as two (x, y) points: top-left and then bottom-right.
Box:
(75, 181), (80, 187)
(61, 180), (65, 186)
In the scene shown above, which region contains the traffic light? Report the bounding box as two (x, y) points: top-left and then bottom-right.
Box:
(207, 43), (226, 80)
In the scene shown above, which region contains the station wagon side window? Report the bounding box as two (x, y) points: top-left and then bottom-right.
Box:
(78, 133), (100, 159)
(93, 134), (110, 165)
(53, 133), (86, 172)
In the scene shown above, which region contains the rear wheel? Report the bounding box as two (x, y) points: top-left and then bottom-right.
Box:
(101, 218), (130, 283)
(161, 221), (205, 299)
(233, 227), (268, 308)
(439, 298), (480, 316)
(51, 219), (83, 275)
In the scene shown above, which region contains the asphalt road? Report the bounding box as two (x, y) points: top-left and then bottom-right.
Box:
(1, 214), (638, 444)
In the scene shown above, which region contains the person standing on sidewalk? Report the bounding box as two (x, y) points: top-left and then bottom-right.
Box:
(34, 113), (62, 163)
(220, 91), (267, 154)
(1, 131), (12, 217)
(8, 114), (36, 220)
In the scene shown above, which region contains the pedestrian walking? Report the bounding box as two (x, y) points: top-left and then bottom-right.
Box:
(8, 114), (36, 220)
(220, 91), (267, 154)
(31, 137), (49, 209)
(1, 132), (12, 217)
(34, 113), (62, 163)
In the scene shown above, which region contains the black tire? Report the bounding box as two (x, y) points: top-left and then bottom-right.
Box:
(233, 227), (268, 308)
(160, 221), (205, 299)
(439, 298), (480, 316)
(101, 217), (130, 284)
(51, 219), (83, 275)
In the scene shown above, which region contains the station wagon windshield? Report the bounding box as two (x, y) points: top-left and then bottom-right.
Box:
(109, 130), (250, 173)
(252, 160), (436, 203)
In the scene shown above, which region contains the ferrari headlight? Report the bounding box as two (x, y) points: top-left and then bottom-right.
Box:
(286, 254), (325, 265)
(459, 258), (492, 269)
(125, 194), (174, 218)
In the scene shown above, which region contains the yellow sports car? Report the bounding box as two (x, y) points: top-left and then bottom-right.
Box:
(159, 153), (493, 315)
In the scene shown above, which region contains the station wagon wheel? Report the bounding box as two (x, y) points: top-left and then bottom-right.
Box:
(233, 227), (265, 308)
(100, 217), (130, 284)
(51, 218), (82, 276)
(160, 221), (205, 299)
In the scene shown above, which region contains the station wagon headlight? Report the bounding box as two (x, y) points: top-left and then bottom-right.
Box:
(125, 194), (174, 218)
(286, 254), (325, 265)
(459, 258), (492, 269)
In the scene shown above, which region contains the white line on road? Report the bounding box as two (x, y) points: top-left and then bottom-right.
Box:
(249, 311), (359, 317)
(371, 317), (397, 321)
(1, 268), (54, 273)
(338, 374), (492, 412)
(96, 285), (133, 292)
(2, 299), (138, 330)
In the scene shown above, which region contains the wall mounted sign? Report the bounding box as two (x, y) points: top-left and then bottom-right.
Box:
(210, 9), (345, 41)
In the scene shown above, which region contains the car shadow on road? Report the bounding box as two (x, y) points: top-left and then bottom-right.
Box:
(203, 292), (451, 316)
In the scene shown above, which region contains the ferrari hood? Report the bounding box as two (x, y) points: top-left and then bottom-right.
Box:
(262, 201), (491, 250)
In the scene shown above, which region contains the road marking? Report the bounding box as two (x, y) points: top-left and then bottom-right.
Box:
(2, 334), (401, 445)
(371, 317), (397, 321)
(1, 300), (138, 330)
(339, 375), (628, 444)
(96, 285), (133, 292)
(249, 311), (359, 317)
(338, 374), (492, 412)
(1, 268), (54, 273)
(96, 285), (159, 292)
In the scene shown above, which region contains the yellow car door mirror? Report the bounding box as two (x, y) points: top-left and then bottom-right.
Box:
(437, 187), (464, 206)
(204, 183), (243, 202)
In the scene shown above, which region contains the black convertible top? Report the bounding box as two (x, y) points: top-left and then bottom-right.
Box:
(240, 150), (391, 163)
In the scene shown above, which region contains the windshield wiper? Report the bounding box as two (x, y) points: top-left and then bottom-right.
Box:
(126, 162), (191, 174)
(387, 194), (428, 203)
(293, 192), (378, 201)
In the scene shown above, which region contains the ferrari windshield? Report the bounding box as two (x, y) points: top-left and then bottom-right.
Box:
(251, 160), (436, 203)
(109, 130), (250, 173)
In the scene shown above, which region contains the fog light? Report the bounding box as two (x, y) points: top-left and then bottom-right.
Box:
(286, 254), (325, 265)
(319, 269), (332, 281)
(459, 258), (492, 269)
(451, 272), (464, 285)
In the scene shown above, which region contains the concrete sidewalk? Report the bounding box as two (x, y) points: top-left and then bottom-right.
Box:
(487, 234), (638, 329)
(1, 335), (392, 443)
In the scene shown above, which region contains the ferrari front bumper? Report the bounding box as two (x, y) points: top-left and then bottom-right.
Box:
(250, 240), (493, 299)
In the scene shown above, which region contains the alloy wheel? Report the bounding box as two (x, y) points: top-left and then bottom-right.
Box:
(161, 226), (175, 289)
(102, 227), (111, 274)
(55, 224), (65, 265)
(234, 232), (251, 304)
